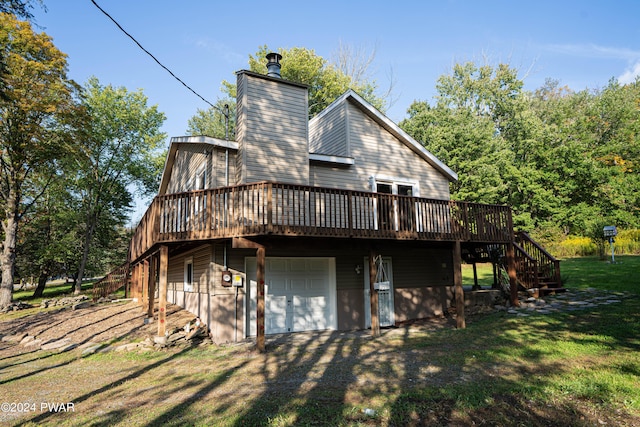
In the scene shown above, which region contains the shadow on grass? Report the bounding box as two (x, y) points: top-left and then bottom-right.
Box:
(5, 287), (640, 426)
(15, 346), (196, 427)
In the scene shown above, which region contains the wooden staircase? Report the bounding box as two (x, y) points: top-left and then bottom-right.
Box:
(513, 231), (563, 294)
(462, 232), (563, 295)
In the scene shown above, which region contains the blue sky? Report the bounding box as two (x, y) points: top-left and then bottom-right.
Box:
(32, 0), (640, 219)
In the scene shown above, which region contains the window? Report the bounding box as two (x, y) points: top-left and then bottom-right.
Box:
(184, 257), (194, 292)
(372, 177), (419, 232)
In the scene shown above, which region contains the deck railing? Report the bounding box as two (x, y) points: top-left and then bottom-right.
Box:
(129, 182), (514, 262)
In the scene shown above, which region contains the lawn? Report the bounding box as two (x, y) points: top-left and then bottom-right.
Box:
(1, 257), (639, 426)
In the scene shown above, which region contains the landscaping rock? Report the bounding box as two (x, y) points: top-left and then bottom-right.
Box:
(41, 294), (90, 309)
(19, 335), (35, 345)
(72, 301), (92, 310)
(41, 339), (71, 351)
(81, 344), (103, 355)
(23, 338), (43, 349)
(2, 333), (27, 342)
(0, 301), (32, 313)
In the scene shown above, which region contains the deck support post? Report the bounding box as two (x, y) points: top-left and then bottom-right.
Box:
(147, 254), (156, 319)
(256, 246), (266, 352)
(472, 262), (479, 290)
(506, 243), (519, 307)
(369, 249), (380, 337)
(141, 259), (148, 311)
(232, 237), (267, 352)
(453, 241), (466, 329)
(157, 245), (169, 337)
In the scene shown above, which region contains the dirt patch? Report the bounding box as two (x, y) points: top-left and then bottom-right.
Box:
(0, 301), (197, 353)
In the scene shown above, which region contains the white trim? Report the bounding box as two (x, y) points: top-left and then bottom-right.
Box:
(170, 135), (238, 150)
(309, 153), (355, 165)
(370, 175), (420, 197)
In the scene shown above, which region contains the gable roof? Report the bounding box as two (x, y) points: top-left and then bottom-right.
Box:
(158, 135), (238, 195)
(310, 90), (458, 182)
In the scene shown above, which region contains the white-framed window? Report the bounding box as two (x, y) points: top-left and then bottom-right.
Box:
(184, 256), (194, 292)
(370, 176), (419, 231)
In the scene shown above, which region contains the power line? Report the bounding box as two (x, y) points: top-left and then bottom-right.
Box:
(90, 0), (220, 111)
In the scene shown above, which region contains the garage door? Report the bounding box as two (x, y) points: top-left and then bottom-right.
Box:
(246, 257), (336, 335)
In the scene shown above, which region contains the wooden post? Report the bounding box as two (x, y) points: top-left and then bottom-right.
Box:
(231, 237), (267, 352)
(256, 246), (266, 352)
(141, 259), (148, 311)
(139, 262), (145, 306)
(147, 254), (156, 318)
(157, 245), (168, 337)
(507, 243), (519, 307)
(369, 249), (380, 337)
(132, 263), (139, 303)
(453, 241), (466, 329)
(472, 262), (479, 290)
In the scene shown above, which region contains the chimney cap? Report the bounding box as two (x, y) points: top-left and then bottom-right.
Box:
(266, 52), (283, 78)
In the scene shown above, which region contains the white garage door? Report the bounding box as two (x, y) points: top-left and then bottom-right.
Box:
(246, 257), (336, 335)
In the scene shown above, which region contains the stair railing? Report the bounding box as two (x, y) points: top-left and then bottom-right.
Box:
(512, 241), (539, 290)
(92, 262), (130, 301)
(515, 232), (561, 287)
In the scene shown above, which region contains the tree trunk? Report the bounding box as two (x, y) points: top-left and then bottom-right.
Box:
(74, 216), (97, 294)
(32, 270), (49, 298)
(0, 207), (19, 308)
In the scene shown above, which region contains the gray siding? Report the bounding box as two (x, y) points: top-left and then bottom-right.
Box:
(165, 145), (236, 194)
(164, 242), (454, 337)
(236, 72), (309, 185)
(166, 144), (209, 194)
(309, 102), (348, 156)
(310, 101), (451, 200)
(167, 245), (211, 293)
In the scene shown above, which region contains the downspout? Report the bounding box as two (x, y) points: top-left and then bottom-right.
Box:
(223, 104), (238, 341)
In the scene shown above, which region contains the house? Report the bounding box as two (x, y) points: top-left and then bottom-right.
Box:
(118, 53), (560, 351)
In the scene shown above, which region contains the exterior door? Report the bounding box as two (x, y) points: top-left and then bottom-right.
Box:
(375, 181), (416, 232)
(364, 257), (395, 328)
(246, 257), (336, 336)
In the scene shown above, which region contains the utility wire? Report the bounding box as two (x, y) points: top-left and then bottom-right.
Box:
(91, 0), (222, 113)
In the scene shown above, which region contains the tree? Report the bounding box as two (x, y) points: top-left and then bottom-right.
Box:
(186, 98), (234, 140)
(15, 176), (76, 297)
(0, 0), (44, 21)
(0, 13), (79, 308)
(70, 77), (165, 294)
(187, 45), (387, 139)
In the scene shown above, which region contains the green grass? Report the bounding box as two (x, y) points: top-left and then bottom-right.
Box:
(2, 256), (640, 426)
(12, 279), (96, 303)
(560, 255), (640, 293)
(463, 255), (640, 294)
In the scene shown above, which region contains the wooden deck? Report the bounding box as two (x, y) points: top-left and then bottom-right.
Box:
(129, 181), (514, 262)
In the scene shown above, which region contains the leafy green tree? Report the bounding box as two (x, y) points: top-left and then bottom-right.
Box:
(15, 177), (76, 297)
(186, 98), (234, 140)
(0, 0), (44, 20)
(0, 13), (79, 308)
(70, 77), (166, 294)
(188, 45), (387, 139)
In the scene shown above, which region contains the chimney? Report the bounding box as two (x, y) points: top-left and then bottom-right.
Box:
(266, 52), (282, 78)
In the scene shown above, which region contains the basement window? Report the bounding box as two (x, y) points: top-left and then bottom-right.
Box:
(184, 257), (194, 292)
